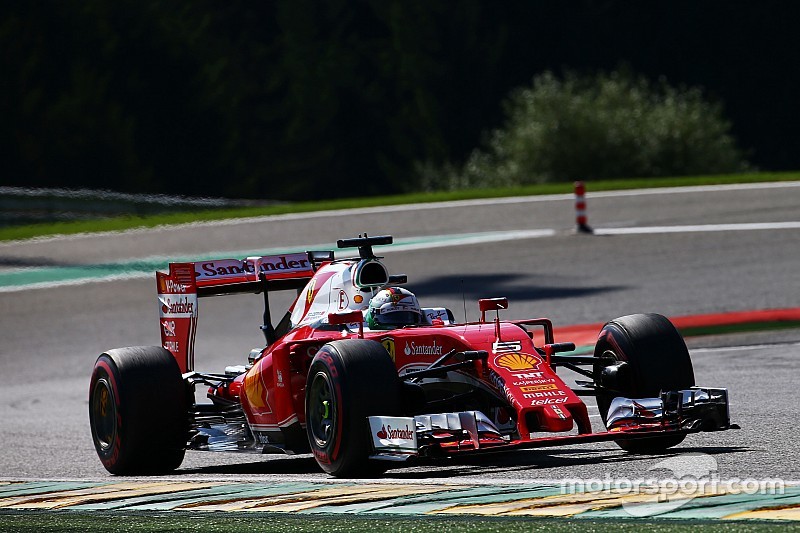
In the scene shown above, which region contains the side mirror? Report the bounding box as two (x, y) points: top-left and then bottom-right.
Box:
(478, 297), (508, 323)
(327, 310), (363, 325)
(328, 310), (364, 338)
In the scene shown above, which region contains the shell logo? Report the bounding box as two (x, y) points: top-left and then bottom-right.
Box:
(494, 352), (542, 371)
(244, 368), (272, 414)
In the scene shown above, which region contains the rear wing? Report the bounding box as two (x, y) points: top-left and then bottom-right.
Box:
(157, 253), (317, 373)
(194, 253), (315, 295)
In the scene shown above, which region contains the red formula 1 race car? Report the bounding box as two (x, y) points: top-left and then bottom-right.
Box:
(89, 235), (735, 476)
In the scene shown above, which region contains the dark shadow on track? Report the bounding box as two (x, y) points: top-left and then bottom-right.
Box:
(0, 256), (76, 267)
(175, 446), (749, 478)
(383, 446), (751, 479)
(178, 455), (321, 476)
(410, 273), (628, 302)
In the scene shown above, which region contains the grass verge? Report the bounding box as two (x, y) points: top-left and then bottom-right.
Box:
(1, 171), (797, 243)
(0, 511), (796, 532)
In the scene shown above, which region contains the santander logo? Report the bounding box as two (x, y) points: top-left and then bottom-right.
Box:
(159, 296), (195, 315)
(376, 424), (413, 440)
(404, 340), (443, 356)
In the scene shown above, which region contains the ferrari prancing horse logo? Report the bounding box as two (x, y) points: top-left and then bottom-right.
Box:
(381, 338), (396, 362)
(306, 279), (317, 305)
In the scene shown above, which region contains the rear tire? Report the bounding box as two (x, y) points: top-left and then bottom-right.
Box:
(593, 313), (694, 453)
(89, 346), (188, 474)
(305, 339), (401, 477)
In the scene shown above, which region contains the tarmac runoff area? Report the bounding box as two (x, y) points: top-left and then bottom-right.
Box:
(0, 479), (799, 521)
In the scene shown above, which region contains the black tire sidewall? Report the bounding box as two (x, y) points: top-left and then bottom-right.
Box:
(593, 314), (695, 452)
(306, 351), (348, 473)
(89, 355), (125, 471)
(89, 346), (188, 474)
(305, 339), (400, 476)
(594, 313), (694, 413)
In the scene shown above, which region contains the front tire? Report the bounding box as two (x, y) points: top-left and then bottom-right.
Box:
(305, 339), (401, 477)
(593, 313), (695, 453)
(89, 346), (188, 474)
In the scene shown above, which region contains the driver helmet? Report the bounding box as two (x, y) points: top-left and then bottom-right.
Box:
(365, 287), (422, 330)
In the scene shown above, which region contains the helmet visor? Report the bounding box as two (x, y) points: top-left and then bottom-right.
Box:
(375, 311), (420, 327)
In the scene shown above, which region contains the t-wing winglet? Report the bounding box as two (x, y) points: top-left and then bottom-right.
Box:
(337, 234), (393, 259)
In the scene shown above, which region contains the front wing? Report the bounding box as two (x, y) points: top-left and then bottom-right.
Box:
(367, 387), (734, 461)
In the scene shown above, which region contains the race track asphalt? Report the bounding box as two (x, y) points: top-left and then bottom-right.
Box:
(0, 182), (798, 484)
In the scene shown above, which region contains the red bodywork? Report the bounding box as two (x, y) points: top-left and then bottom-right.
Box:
(154, 243), (730, 460)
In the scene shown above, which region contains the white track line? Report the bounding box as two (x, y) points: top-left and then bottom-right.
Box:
(595, 221), (800, 235)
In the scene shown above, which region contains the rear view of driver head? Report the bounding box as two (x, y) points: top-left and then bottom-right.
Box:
(365, 287), (422, 330)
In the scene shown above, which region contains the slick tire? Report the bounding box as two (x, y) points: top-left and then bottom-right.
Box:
(305, 339), (401, 477)
(89, 346), (188, 474)
(593, 313), (695, 453)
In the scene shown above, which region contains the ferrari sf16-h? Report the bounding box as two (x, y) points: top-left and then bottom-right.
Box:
(89, 235), (735, 476)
